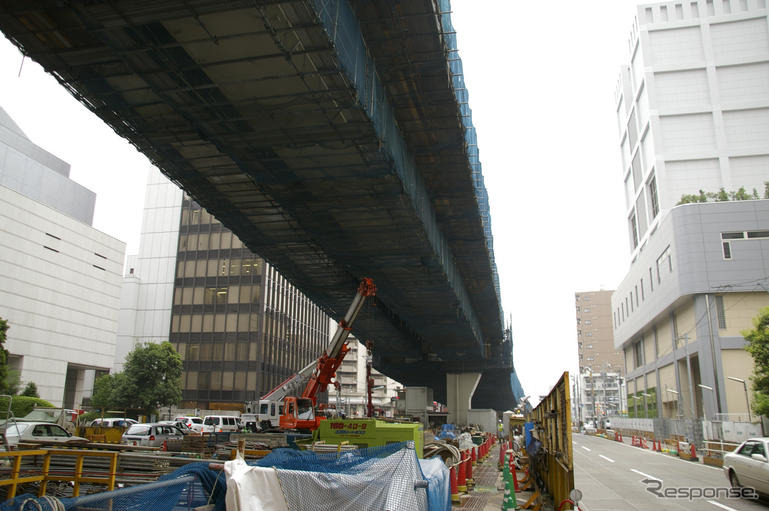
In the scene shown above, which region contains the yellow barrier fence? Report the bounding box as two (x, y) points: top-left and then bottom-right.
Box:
(0, 448), (118, 500)
(529, 371), (574, 508)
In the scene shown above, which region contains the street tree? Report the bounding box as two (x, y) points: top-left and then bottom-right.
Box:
(0, 317), (11, 395)
(21, 382), (39, 398)
(93, 342), (182, 417)
(124, 342), (183, 416)
(742, 306), (769, 417)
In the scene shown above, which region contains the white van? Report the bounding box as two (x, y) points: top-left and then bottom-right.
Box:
(201, 415), (239, 433)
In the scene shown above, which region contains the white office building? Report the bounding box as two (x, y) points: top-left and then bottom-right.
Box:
(612, 1), (769, 420)
(0, 106), (125, 407)
(115, 167), (183, 371)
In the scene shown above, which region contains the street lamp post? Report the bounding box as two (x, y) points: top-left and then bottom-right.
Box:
(727, 377), (752, 422)
(583, 367), (597, 424)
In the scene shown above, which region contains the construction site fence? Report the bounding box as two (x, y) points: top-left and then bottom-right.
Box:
(605, 416), (765, 448)
(1, 442), (422, 511)
(0, 449), (118, 501)
(528, 371), (573, 508)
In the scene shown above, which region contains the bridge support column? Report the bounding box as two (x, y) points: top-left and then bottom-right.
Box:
(447, 373), (481, 426)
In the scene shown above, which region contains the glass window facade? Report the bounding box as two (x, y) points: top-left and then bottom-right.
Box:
(171, 198), (329, 409)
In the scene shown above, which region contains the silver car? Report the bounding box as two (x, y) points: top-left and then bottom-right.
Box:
(723, 437), (769, 496)
(2, 422), (89, 448)
(121, 423), (184, 448)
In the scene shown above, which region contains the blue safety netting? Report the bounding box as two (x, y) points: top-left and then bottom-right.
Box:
(1, 442), (449, 511)
(312, 0), (497, 344)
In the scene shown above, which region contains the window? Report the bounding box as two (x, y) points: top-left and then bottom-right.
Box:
(747, 230), (769, 239)
(649, 268), (654, 292)
(584, 308), (590, 313)
(656, 246), (671, 283)
(722, 242), (732, 259)
(585, 320), (592, 325)
(715, 296), (726, 329)
(633, 339), (645, 367)
(629, 212), (639, 249)
(640, 278), (645, 301)
(737, 441), (758, 457)
(646, 173), (659, 220)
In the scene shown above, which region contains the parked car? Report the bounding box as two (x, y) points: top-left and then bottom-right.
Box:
(201, 415), (239, 433)
(2, 422), (89, 449)
(156, 420), (192, 435)
(175, 416), (204, 433)
(723, 437), (769, 496)
(88, 418), (137, 428)
(121, 423), (185, 448)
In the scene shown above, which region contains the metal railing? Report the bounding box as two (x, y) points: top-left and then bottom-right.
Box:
(0, 448), (118, 500)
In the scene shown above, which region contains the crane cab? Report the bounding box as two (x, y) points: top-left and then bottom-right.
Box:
(280, 397), (321, 431)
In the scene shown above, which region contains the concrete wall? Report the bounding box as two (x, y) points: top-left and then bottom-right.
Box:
(0, 185), (124, 406)
(0, 106), (95, 225)
(114, 167), (182, 371)
(616, 4), (769, 255)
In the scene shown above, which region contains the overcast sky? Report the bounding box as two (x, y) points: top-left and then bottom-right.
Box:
(0, 1), (647, 405)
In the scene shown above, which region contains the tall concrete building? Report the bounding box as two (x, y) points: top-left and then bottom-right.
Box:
(611, 1), (769, 420)
(120, 170), (332, 410)
(575, 290), (623, 375)
(0, 106), (125, 407)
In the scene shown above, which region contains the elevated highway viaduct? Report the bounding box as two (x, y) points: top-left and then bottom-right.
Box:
(0, 0), (524, 412)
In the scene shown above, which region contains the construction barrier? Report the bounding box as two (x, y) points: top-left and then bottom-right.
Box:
(0, 448), (118, 500)
(529, 371), (574, 508)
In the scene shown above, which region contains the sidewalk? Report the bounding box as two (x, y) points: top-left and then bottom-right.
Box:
(457, 442), (539, 511)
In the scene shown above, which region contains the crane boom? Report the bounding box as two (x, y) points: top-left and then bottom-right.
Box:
(301, 278), (376, 402)
(256, 278), (376, 429)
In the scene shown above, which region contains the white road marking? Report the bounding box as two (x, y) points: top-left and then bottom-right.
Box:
(588, 435), (724, 471)
(630, 468), (660, 481)
(707, 500), (738, 511)
(581, 446), (591, 452)
(599, 454), (615, 463)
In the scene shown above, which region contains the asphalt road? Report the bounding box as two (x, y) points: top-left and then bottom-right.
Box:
(573, 433), (768, 511)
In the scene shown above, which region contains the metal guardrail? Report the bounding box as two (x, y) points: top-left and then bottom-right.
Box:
(0, 448), (118, 500)
(529, 371), (574, 507)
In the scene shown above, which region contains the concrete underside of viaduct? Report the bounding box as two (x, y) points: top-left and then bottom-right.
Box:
(0, 0), (517, 407)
